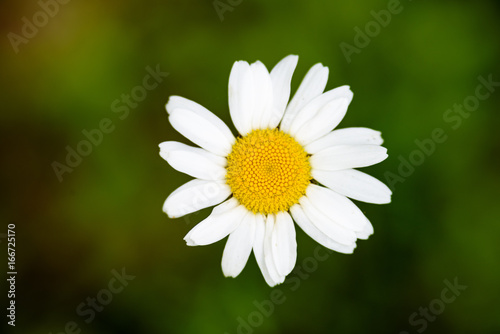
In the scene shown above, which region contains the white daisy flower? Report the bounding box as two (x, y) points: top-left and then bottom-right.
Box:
(160, 55), (391, 287)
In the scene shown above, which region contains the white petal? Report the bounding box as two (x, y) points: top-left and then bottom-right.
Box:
(159, 141), (227, 180)
(293, 93), (352, 146)
(271, 212), (297, 277)
(299, 195), (357, 245)
(287, 86), (352, 136)
(166, 96), (235, 144)
(305, 127), (384, 154)
(305, 184), (369, 232)
(248, 61), (274, 130)
(165, 96), (208, 116)
(355, 220), (374, 239)
(163, 179), (231, 218)
(166, 97), (235, 156)
(269, 55), (298, 128)
(280, 63), (329, 132)
(253, 214), (282, 287)
(184, 199), (247, 246)
(313, 169), (392, 204)
(228, 61), (254, 135)
(290, 204), (356, 254)
(310, 144), (388, 171)
(263, 214), (286, 285)
(221, 213), (255, 277)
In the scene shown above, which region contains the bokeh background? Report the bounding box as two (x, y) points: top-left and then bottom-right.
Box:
(1, 0), (500, 333)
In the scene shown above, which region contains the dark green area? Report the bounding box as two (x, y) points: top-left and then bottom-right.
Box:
(1, 0), (499, 333)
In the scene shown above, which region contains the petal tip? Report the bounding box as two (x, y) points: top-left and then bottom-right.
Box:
(164, 206), (178, 219)
(165, 95), (181, 115)
(184, 236), (197, 246)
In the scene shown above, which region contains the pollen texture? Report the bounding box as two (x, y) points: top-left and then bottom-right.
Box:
(226, 129), (311, 214)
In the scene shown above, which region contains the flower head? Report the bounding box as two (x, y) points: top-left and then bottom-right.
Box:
(160, 55), (391, 286)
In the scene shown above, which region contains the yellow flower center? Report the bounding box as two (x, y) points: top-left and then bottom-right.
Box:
(225, 129), (311, 214)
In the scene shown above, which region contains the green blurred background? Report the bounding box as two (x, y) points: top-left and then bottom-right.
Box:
(1, 0), (500, 333)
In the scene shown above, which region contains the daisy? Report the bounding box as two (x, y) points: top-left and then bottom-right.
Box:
(159, 55), (391, 287)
